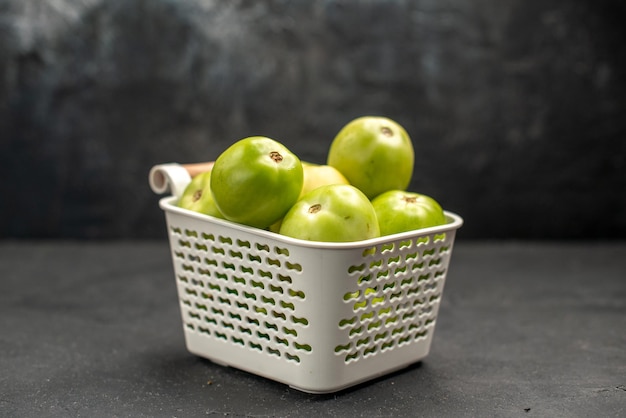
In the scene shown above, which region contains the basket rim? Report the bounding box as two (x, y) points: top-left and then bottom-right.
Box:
(159, 196), (463, 249)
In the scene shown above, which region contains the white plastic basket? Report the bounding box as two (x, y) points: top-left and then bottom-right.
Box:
(150, 163), (463, 394)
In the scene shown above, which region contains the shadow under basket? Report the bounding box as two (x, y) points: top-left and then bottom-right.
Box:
(150, 163), (463, 394)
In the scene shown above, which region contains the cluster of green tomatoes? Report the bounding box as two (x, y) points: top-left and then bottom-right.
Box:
(178, 116), (447, 242)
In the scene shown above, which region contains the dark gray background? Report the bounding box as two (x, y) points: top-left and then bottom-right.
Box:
(1, 0), (625, 240)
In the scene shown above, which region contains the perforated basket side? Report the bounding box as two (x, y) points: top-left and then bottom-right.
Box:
(159, 196), (462, 393)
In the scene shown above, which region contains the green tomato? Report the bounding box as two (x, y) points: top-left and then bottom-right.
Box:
(371, 190), (446, 236)
(210, 136), (303, 229)
(279, 184), (380, 242)
(177, 170), (225, 219)
(327, 116), (414, 199)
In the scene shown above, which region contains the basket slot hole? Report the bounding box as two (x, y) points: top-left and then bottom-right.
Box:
(229, 250), (243, 259)
(247, 317), (260, 326)
(198, 327), (210, 335)
(364, 346), (377, 357)
(360, 311), (374, 321)
(417, 273), (431, 282)
(369, 260), (383, 269)
(434, 233), (447, 242)
(378, 307), (392, 317)
(380, 243), (395, 253)
(388, 255), (401, 265)
(374, 331), (388, 342)
(349, 326), (363, 337)
(423, 248), (436, 257)
(343, 290), (361, 301)
(285, 353), (300, 363)
(278, 274), (292, 284)
(218, 236), (233, 245)
(195, 243), (208, 252)
(412, 261), (425, 271)
(266, 258), (281, 267)
(233, 276), (246, 285)
(294, 342), (312, 352)
(362, 247), (376, 257)
(236, 239), (251, 248)
(243, 291), (256, 300)
(285, 262), (302, 272)
(249, 342), (262, 351)
(394, 266), (407, 274)
(256, 243), (270, 252)
(385, 316), (399, 326)
(261, 296), (275, 305)
(270, 284), (283, 294)
(274, 246), (290, 256)
(236, 301), (248, 310)
(356, 337), (370, 348)
(239, 326), (252, 335)
(367, 321), (382, 331)
(174, 251), (185, 260)
(283, 327), (298, 337)
(222, 262), (235, 271)
(171, 227), (182, 235)
(254, 306), (268, 315)
(288, 289), (305, 299)
(240, 266), (254, 274)
(353, 301), (367, 311)
(335, 343), (351, 353)
(205, 258), (218, 267)
(345, 352), (359, 362)
(231, 336), (245, 346)
(211, 246), (225, 255)
(184, 229), (198, 237)
(258, 270), (273, 280)
(339, 317), (357, 327)
(275, 336), (289, 346)
(376, 270), (389, 280)
(225, 287), (238, 296)
(348, 263), (366, 274)
(267, 347), (281, 357)
(257, 331), (270, 341)
(383, 282), (396, 292)
(251, 280), (264, 289)
(272, 310), (286, 321)
(407, 286), (421, 296)
(415, 236), (430, 246)
(358, 274), (372, 285)
(290, 316), (309, 326)
(202, 233), (215, 241)
(178, 240), (191, 248)
(399, 240), (412, 249)
(215, 332), (227, 341)
(248, 254), (262, 263)
(280, 300), (295, 311)
(198, 268), (211, 277)
(264, 321), (278, 331)
(428, 258), (442, 267)
(434, 269), (446, 278)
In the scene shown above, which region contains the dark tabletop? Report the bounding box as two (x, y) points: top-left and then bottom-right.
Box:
(1, 240), (624, 417)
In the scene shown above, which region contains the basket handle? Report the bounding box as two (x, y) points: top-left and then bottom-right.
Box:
(149, 162), (215, 198)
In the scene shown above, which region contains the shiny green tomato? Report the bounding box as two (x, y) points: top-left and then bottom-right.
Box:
(327, 116), (414, 199)
(371, 190), (446, 236)
(178, 170), (224, 219)
(210, 136), (303, 229)
(279, 184), (380, 242)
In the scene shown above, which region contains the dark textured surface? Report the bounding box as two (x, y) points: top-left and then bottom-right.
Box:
(1, 0), (625, 240)
(1, 240), (625, 417)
